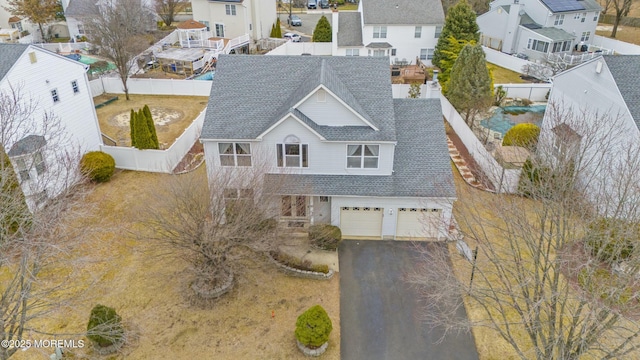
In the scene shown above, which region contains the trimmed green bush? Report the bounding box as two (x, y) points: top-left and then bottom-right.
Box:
(143, 105), (159, 149)
(309, 224), (342, 251)
(80, 151), (115, 183)
(295, 305), (333, 348)
(87, 304), (124, 347)
(312, 15), (332, 42)
(502, 123), (540, 148)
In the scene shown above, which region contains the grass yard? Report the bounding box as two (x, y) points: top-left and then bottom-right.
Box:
(596, 24), (640, 46)
(12, 167), (340, 360)
(95, 94), (208, 149)
(488, 64), (529, 84)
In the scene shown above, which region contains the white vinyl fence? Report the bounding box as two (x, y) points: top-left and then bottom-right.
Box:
(266, 42), (332, 55)
(391, 83), (441, 99)
(441, 95), (522, 193)
(89, 77), (212, 97)
(496, 83), (551, 101)
(482, 46), (533, 74)
(592, 35), (640, 55)
(99, 109), (205, 173)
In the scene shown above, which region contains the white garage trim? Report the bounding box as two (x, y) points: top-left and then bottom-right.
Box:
(395, 208), (441, 240)
(340, 206), (383, 239)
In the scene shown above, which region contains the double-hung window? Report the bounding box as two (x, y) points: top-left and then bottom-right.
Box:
(71, 80), (79, 94)
(347, 144), (379, 168)
(219, 143), (251, 166)
(414, 26), (422, 38)
(225, 4), (236, 15)
(51, 89), (59, 103)
(554, 14), (564, 26)
(277, 143), (308, 167)
(581, 31), (591, 42)
(345, 48), (360, 56)
(420, 48), (434, 60)
(373, 26), (387, 39)
(435, 26), (442, 38)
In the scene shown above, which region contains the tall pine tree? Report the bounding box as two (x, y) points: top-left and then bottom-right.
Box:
(143, 105), (159, 149)
(447, 44), (493, 127)
(275, 18), (282, 38)
(432, 0), (479, 71)
(129, 109), (136, 148)
(312, 15), (332, 42)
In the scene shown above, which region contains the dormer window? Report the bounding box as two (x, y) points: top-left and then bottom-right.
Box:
(317, 89), (326, 102)
(347, 144), (379, 168)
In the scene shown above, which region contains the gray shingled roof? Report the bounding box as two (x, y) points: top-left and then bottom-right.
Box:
(362, 0), (444, 25)
(64, 0), (96, 17)
(0, 44), (29, 81)
(605, 55), (640, 130)
(201, 55), (396, 141)
(263, 99), (456, 198)
(365, 42), (393, 48)
(8, 135), (46, 157)
(337, 12), (363, 47)
(529, 27), (575, 41)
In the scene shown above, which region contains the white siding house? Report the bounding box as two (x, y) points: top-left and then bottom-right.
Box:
(0, 44), (102, 209)
(477, 0), (601, 61)
(201, 55), (456, 240)
(331, 0), (444, 65)
(539, 55), (640, 215)
(191, 0), (276, 44)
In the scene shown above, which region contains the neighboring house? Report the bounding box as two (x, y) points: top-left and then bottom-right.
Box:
(477, 0), (601, 61)
(331, 0), (444, 65)
(191, 0), (276, 43)
(0, 44), (102, 209)
(64, 0), (155, 39)
(540, 55), (640, 214)
(200, 55), (456, 240)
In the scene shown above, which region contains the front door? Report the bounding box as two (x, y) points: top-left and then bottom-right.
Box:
(281, 195), (307, 217)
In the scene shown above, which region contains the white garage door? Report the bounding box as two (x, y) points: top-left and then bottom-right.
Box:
(396, 208), (441, 240)
(340, 207), (383, 239)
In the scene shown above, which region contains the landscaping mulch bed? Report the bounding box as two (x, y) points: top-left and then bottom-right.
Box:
(445, 122), (496, 191)
(172, 141), (204, 174)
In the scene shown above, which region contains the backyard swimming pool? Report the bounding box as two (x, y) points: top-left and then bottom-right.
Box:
(480, 105), (546, 136)
(194, 71), (215, 80)
(71, 55), (117, 73)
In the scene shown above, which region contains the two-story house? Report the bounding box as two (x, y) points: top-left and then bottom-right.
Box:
(331, 0), (444, 65)
(200, 55), (456, 240)
(0, 44), (103, 210)
(191, 0), (276, 44)
(477, 0), (601, 61)
(64, 0), (155, 39)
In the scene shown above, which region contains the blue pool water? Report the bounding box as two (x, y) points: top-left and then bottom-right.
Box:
(480, 105), (546, 135)
(194, 71), (215, 80)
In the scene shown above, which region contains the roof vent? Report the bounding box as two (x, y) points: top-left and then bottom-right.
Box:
(595, 60), (603, 74)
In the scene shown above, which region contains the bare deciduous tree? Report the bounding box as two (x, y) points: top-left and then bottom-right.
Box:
(139, 162), (286, 304)
(155, 0), (189, 27)
(408, 102), (640, 359)
(0, 86), (98, 360)
(610, 0), (634, 38)
(81, 0), (155, 100)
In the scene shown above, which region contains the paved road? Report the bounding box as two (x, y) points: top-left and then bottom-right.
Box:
(278, 12), (333, 38)
(339, 240), (479, 360)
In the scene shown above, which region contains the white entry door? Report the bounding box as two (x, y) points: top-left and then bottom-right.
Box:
(340, 207), (383, 239)
(396, 208), (441, 240)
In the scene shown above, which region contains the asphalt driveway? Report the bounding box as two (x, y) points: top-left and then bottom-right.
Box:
(339, 240), (479, 360)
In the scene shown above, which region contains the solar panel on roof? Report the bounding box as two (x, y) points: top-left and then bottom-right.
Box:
(540, 0), (585, 12)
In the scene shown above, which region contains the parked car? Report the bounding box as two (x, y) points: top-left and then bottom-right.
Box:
(320, 0), (330, 8)
(308, 0), (317, 9)
(284, 32), (302, 42)
(288, 15), (302, 26)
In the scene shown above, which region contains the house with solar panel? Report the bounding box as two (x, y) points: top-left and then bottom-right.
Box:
(0, 44), (102, 210)
(477, 0), (602, 62)
(200, 55), (456, 240)
(331, 0), (444, 65)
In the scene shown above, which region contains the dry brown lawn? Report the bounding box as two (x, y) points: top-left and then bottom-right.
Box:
(596, 25), (640, 46)
(488, 64), (530, 84)
(95, 94), (209, 149)
(12, 166), (340, 360)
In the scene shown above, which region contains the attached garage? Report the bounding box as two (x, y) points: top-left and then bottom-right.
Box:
(340, 207), (383, 239)
(395, 208), (441, 240)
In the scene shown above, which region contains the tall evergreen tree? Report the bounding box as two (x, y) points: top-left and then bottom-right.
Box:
(438, 36), (475, 93)
(143, 105), (159, 149)
(270, 23), (277, 38)
(131, 109), (154, 149)
(447, 44), (493, 127)
(312, 15), (332, 42)
(129, 109), (136, 148)
(432, 0), (479, 70)
(275, 18), (282, 38)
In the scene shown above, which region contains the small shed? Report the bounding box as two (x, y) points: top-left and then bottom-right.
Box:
(156, 47), (212, 76)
